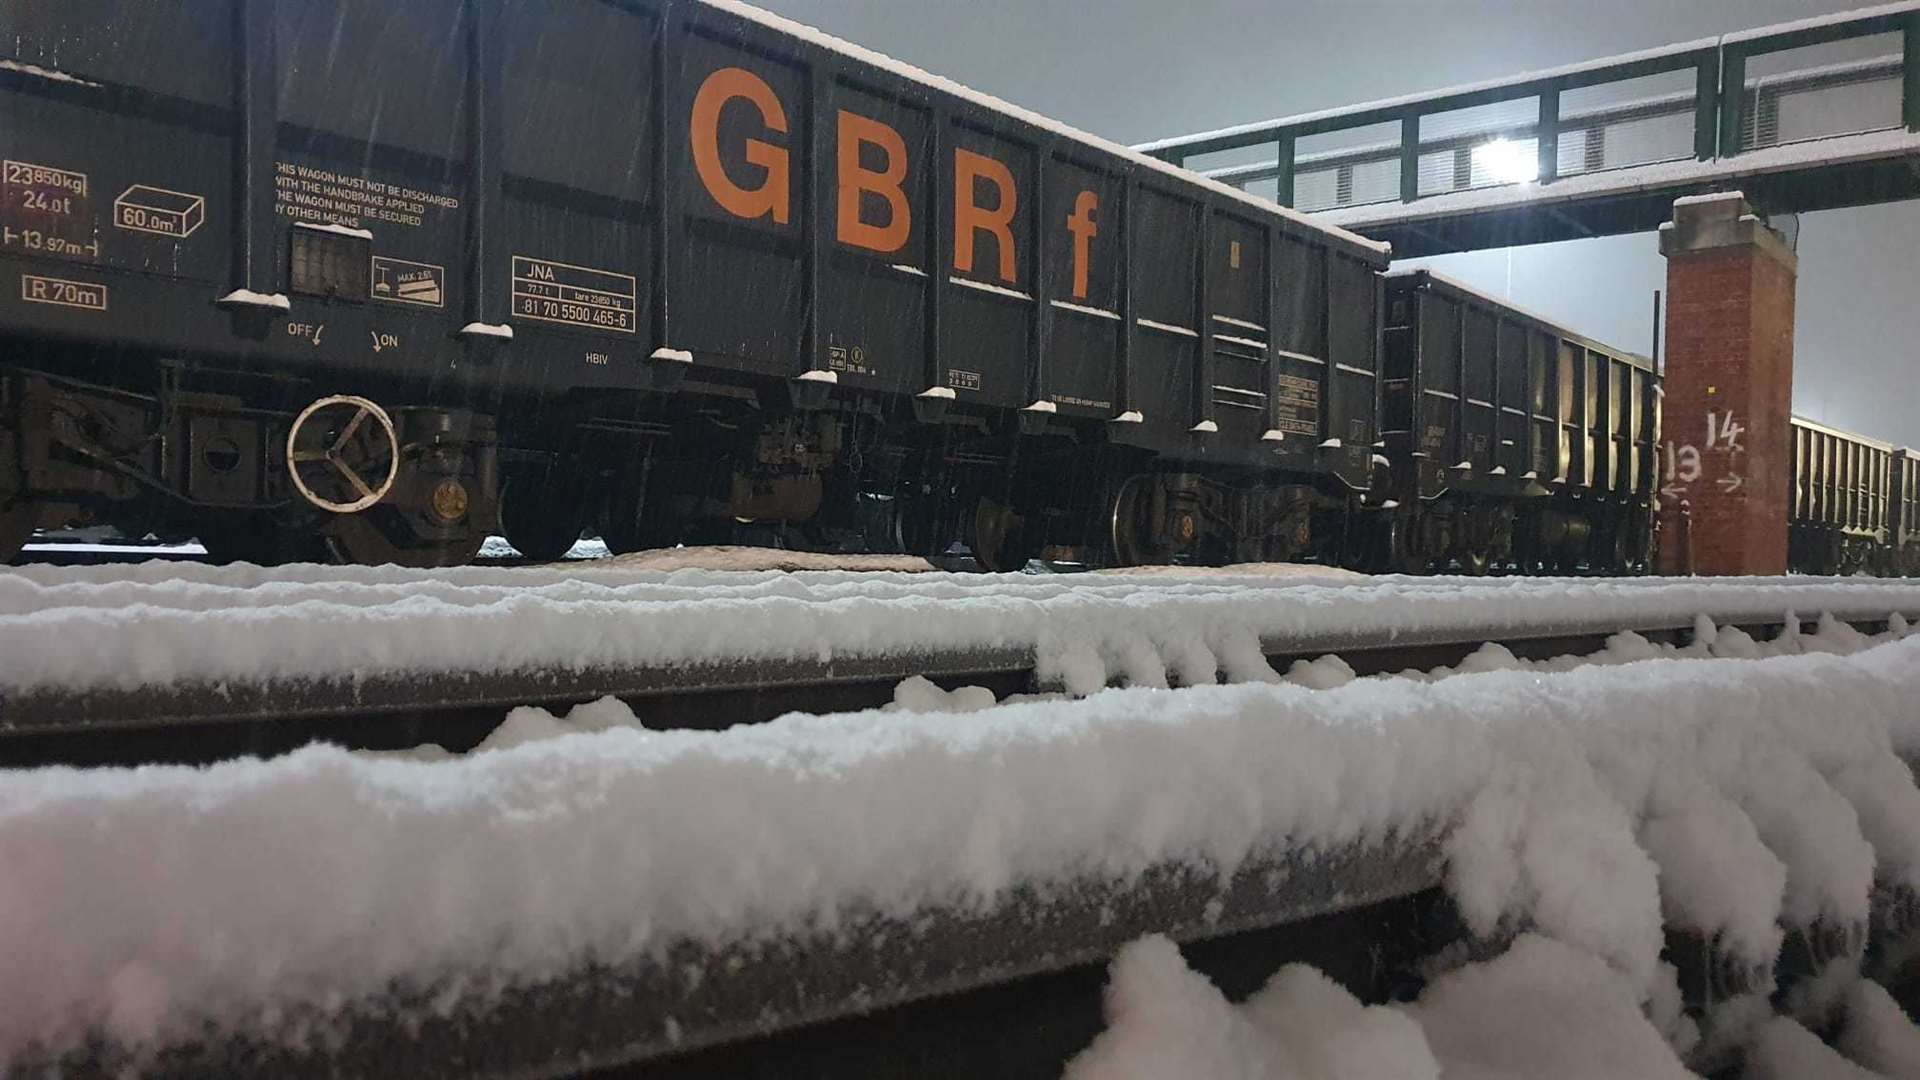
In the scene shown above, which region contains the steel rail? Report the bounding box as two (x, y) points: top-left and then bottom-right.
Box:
(13, 829), (1449, 1080)
(5, 608), (1917, 767)
(19, 737), (1920, 1079)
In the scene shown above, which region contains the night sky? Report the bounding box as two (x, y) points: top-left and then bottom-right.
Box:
(749, 0), (1920, 445)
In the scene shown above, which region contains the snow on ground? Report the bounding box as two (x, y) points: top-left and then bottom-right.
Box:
(1088, 562), (1367, 581)
(5, 626), (1920, 1068)
(2, 562), (1917, 694)
(570, 544), (934, 573)
(17, 540), (207, 557)
(476, 534), (610, 561)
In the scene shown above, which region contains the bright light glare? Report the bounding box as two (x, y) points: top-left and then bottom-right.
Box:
(1473, 138), (1538, 185)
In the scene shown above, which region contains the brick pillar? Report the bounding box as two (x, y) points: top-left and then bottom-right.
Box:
(1659, 193), (1796, 576)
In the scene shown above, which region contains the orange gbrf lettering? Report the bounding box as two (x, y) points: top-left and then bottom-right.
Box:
(690, 67), (791, 224)
(696, 65), (1107, 295)
(953, 149), (1017, 284)
(836, 110), (911, 254)
(1065, 191), (1097, 300)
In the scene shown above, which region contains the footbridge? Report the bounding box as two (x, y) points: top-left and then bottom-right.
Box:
(1137, 3), (1920, 257)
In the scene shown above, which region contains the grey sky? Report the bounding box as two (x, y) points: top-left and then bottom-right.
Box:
(750, 0), (1920, 446)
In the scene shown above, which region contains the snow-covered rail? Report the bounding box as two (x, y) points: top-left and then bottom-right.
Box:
(6, 604), (1920, 1077)
(4, 568), (1920, 746)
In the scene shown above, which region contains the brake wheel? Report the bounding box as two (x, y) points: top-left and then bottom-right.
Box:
(286, 395), (399, 514)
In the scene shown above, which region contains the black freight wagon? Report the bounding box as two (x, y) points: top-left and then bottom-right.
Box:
(1788, 415), (1896, 576)
(1895, 447), (1920, 576)
(0, 0), (1389, 568)
(1378, 270), (1658, 573)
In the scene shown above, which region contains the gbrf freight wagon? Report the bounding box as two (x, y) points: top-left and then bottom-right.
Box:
(0, 0), (1389, 569)
(1378, 271), (1658, 574)
(1787, 416), (1920, 577)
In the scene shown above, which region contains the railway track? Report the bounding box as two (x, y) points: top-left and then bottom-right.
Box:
(6, 603), (1914, 769)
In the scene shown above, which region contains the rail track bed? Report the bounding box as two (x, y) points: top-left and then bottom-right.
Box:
(7, 566), (1920, 1078)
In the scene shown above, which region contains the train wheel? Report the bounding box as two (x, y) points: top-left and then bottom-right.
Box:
(1823, 534), (1846, 577)
(199, 515), (283, 565)
(971, 495), (1034, 572)
(850, 490), (906, 555)
(597, 485), (677, 556)
(1598, 521), (1628, 575)
(895, 484), (950, 559)
(1383, 513), (1431, 575)
(499, 468), (580, 562)
(0, 497), (33, 563)
(321, 513), (484, 568)
(1107, 475), (1177, 567)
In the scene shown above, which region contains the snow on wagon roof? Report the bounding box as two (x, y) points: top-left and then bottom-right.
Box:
(699, 0), (1391, 260)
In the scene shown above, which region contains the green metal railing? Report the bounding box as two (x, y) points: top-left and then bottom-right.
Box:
(1135, 4), (1920, 211)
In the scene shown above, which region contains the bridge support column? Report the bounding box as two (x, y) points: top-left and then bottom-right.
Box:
(1659, 192), (1796, 576)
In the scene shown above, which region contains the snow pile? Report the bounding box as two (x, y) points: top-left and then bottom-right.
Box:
(1071, 927), (1920, 1079)
(1408, 934), (1696, 1080)
(1443, 735), (1668, 990)
(1063, 935), (1439, 1080)
(1839, 980), (1920, 1078)
(6, 632), (1920, 1066)
(1068, 933), (1797, 1080)
(475, 533), (610, 561)
(888, 675), (999, 714)
(1244, 964), (1441, 1079)
(1744, 1016), (1883, 1080)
